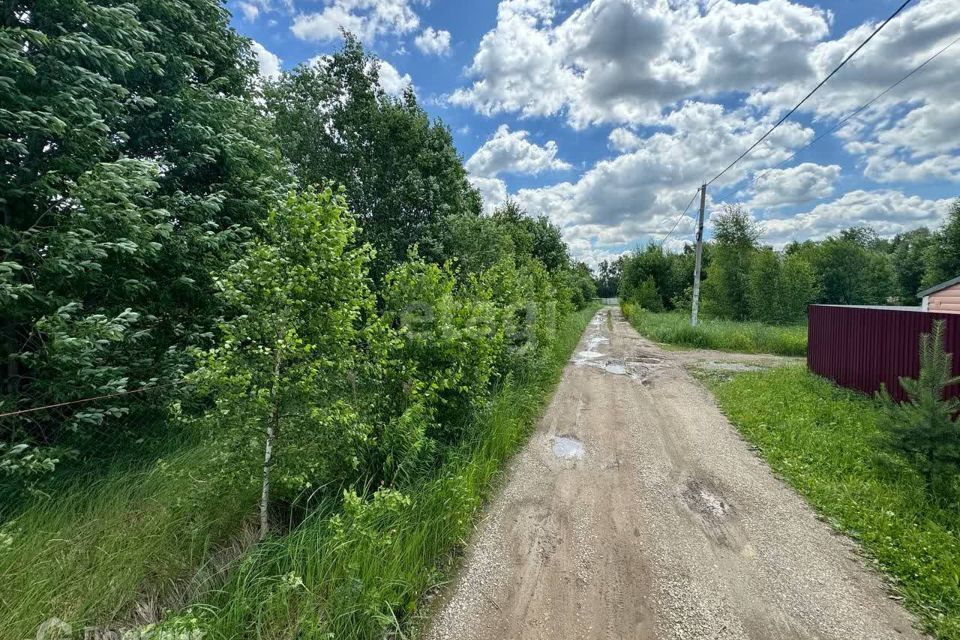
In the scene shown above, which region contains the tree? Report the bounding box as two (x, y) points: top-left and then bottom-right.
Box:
(595, 259), (623, 298)
(891, 228), (934, 303)
(619, 244), (671, 308)
(747, 249), (817, 324)
(491, 200), (570, 272)
(778, 253), (818, 322)
(265, 36), (480, 280)
(924, 199), (960, 288)
(703, 205), (758, 320)
(802, 233), (894, 306)
(1, 0), (285, 478)
(880, 321), (960, 501)
(191, 189), (373, 539)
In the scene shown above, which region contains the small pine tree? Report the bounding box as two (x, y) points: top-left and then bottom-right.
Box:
(881, 321), (960, 500)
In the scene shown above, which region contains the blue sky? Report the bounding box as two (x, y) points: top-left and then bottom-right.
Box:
(233, 0), (960, 265)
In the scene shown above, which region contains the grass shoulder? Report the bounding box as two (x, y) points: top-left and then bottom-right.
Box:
(622, 304), (807, 357)
(707, 366), (960, 639)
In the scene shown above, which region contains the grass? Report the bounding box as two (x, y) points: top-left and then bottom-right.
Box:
(0, 437), (257, 640)
(0, 305), (599, 640)
(622, 304), (807, 357)
(708, 366), (960, 639)
(172, 305), (601, 639)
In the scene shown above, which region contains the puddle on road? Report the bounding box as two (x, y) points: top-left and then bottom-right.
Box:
(552, 435), (585, 460)
(577, 350), (603, 360)
(605, 362), (627, 375)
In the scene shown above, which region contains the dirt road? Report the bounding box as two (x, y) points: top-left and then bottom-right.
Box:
(429, 307), (923, 640)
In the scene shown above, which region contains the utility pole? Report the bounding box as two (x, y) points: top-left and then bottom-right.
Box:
(690, 184), (706, 326)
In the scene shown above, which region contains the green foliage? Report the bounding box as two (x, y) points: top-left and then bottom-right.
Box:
(182, 306), (599, 640)
(619, 243), (684, 310)
(790, 235), (895, 305)
(0, 10), (640, 640)
(594, 257), (623, 298)
(265, 36), (480, 280)
(703, 204), (758, 320)
(891, 228), (935, 303)
(379, 255), (501, 450)
(190, 189), (373, 536)
(1, 0), (286, 483)
(710, 366), (960, 639)
(634, 276), (664, 311)
(746, 249), (818, 324)
(880, 321), (960, 501)
(924, 199), (960, 289)
(615, 199), (958, 327)
(623, 306), (807, 356)
(0, 436), (256, 640)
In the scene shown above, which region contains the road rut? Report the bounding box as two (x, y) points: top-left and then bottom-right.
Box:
(429, 307), (923, 640)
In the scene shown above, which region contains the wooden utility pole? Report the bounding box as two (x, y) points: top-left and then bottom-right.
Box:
(690, 184), (706, 326)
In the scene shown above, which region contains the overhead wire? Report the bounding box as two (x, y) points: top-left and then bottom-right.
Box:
(705, 0), (913, 187)
(751, 32), (960, 186)
(660, 187), (702, 246)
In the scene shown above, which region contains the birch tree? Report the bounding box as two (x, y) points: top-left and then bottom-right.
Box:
(191, 188), (372, 539)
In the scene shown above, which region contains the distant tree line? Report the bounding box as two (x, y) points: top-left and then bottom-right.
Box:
(0, 3), (595, 520)
(619, 200), (960, 324)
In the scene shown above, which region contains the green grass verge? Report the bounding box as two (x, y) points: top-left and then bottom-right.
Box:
(1, 306), (598, 640)
(178, 304), (600, 639)
(622, 305), (807, 357)
(0, 440), (256, 640)
(708, 366), (960, 639)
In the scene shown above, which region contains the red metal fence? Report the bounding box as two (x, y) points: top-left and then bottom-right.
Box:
(807, 305), (960, 402)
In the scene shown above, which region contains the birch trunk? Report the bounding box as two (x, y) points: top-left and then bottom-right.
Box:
(259, 348), (283, 540)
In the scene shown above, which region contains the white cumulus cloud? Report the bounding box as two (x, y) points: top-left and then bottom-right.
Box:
(749, 162), (841, 208)
(291, 0), (422, 44)
(414, 27), (452, 55)
(759, 190), (955, 247)
(466, 125), (571, 178)
(250, 40), (282, 80)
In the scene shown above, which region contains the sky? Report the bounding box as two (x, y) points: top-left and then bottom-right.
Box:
(232, 0), (960, 266)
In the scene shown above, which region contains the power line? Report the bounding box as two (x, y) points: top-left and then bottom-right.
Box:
(751, 32), (960, 186)
(661, 187), (701, 246)
(0, 382), (182, 420)
(706, 0), (913, 187)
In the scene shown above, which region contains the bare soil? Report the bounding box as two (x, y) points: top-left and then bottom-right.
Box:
(428, 307), (924, 640)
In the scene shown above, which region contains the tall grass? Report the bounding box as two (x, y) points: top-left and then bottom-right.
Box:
(623, 304), (807, 356)
(0, 440), (257, 639)
(710, 367), (960, 639)
(179, 305), (600, 639)
(0, 306), (598, 640)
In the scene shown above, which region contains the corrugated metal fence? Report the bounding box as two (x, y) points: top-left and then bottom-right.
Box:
(807, 305), (960, 402)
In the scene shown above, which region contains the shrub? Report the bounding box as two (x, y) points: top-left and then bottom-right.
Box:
(880, 320), (960, 501)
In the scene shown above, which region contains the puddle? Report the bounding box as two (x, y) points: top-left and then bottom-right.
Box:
(605, 362), (627, 375)
(552, 435), (585, 460)
(587, 336), (609, 350)
(577, 350), (603, 360)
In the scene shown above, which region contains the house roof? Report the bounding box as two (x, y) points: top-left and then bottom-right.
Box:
(918, 275), (960, 298)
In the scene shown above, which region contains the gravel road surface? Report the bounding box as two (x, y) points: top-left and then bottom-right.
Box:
(428, 307), (923, 640)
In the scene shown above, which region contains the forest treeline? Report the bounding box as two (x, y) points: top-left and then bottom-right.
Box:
(0, 2), (595, 520)
(609, 201), (960, 324)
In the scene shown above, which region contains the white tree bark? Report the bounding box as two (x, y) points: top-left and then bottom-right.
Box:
(259, 348), (282, 540)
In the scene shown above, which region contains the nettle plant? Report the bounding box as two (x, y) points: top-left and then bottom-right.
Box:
(191, 188), (374, 539)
